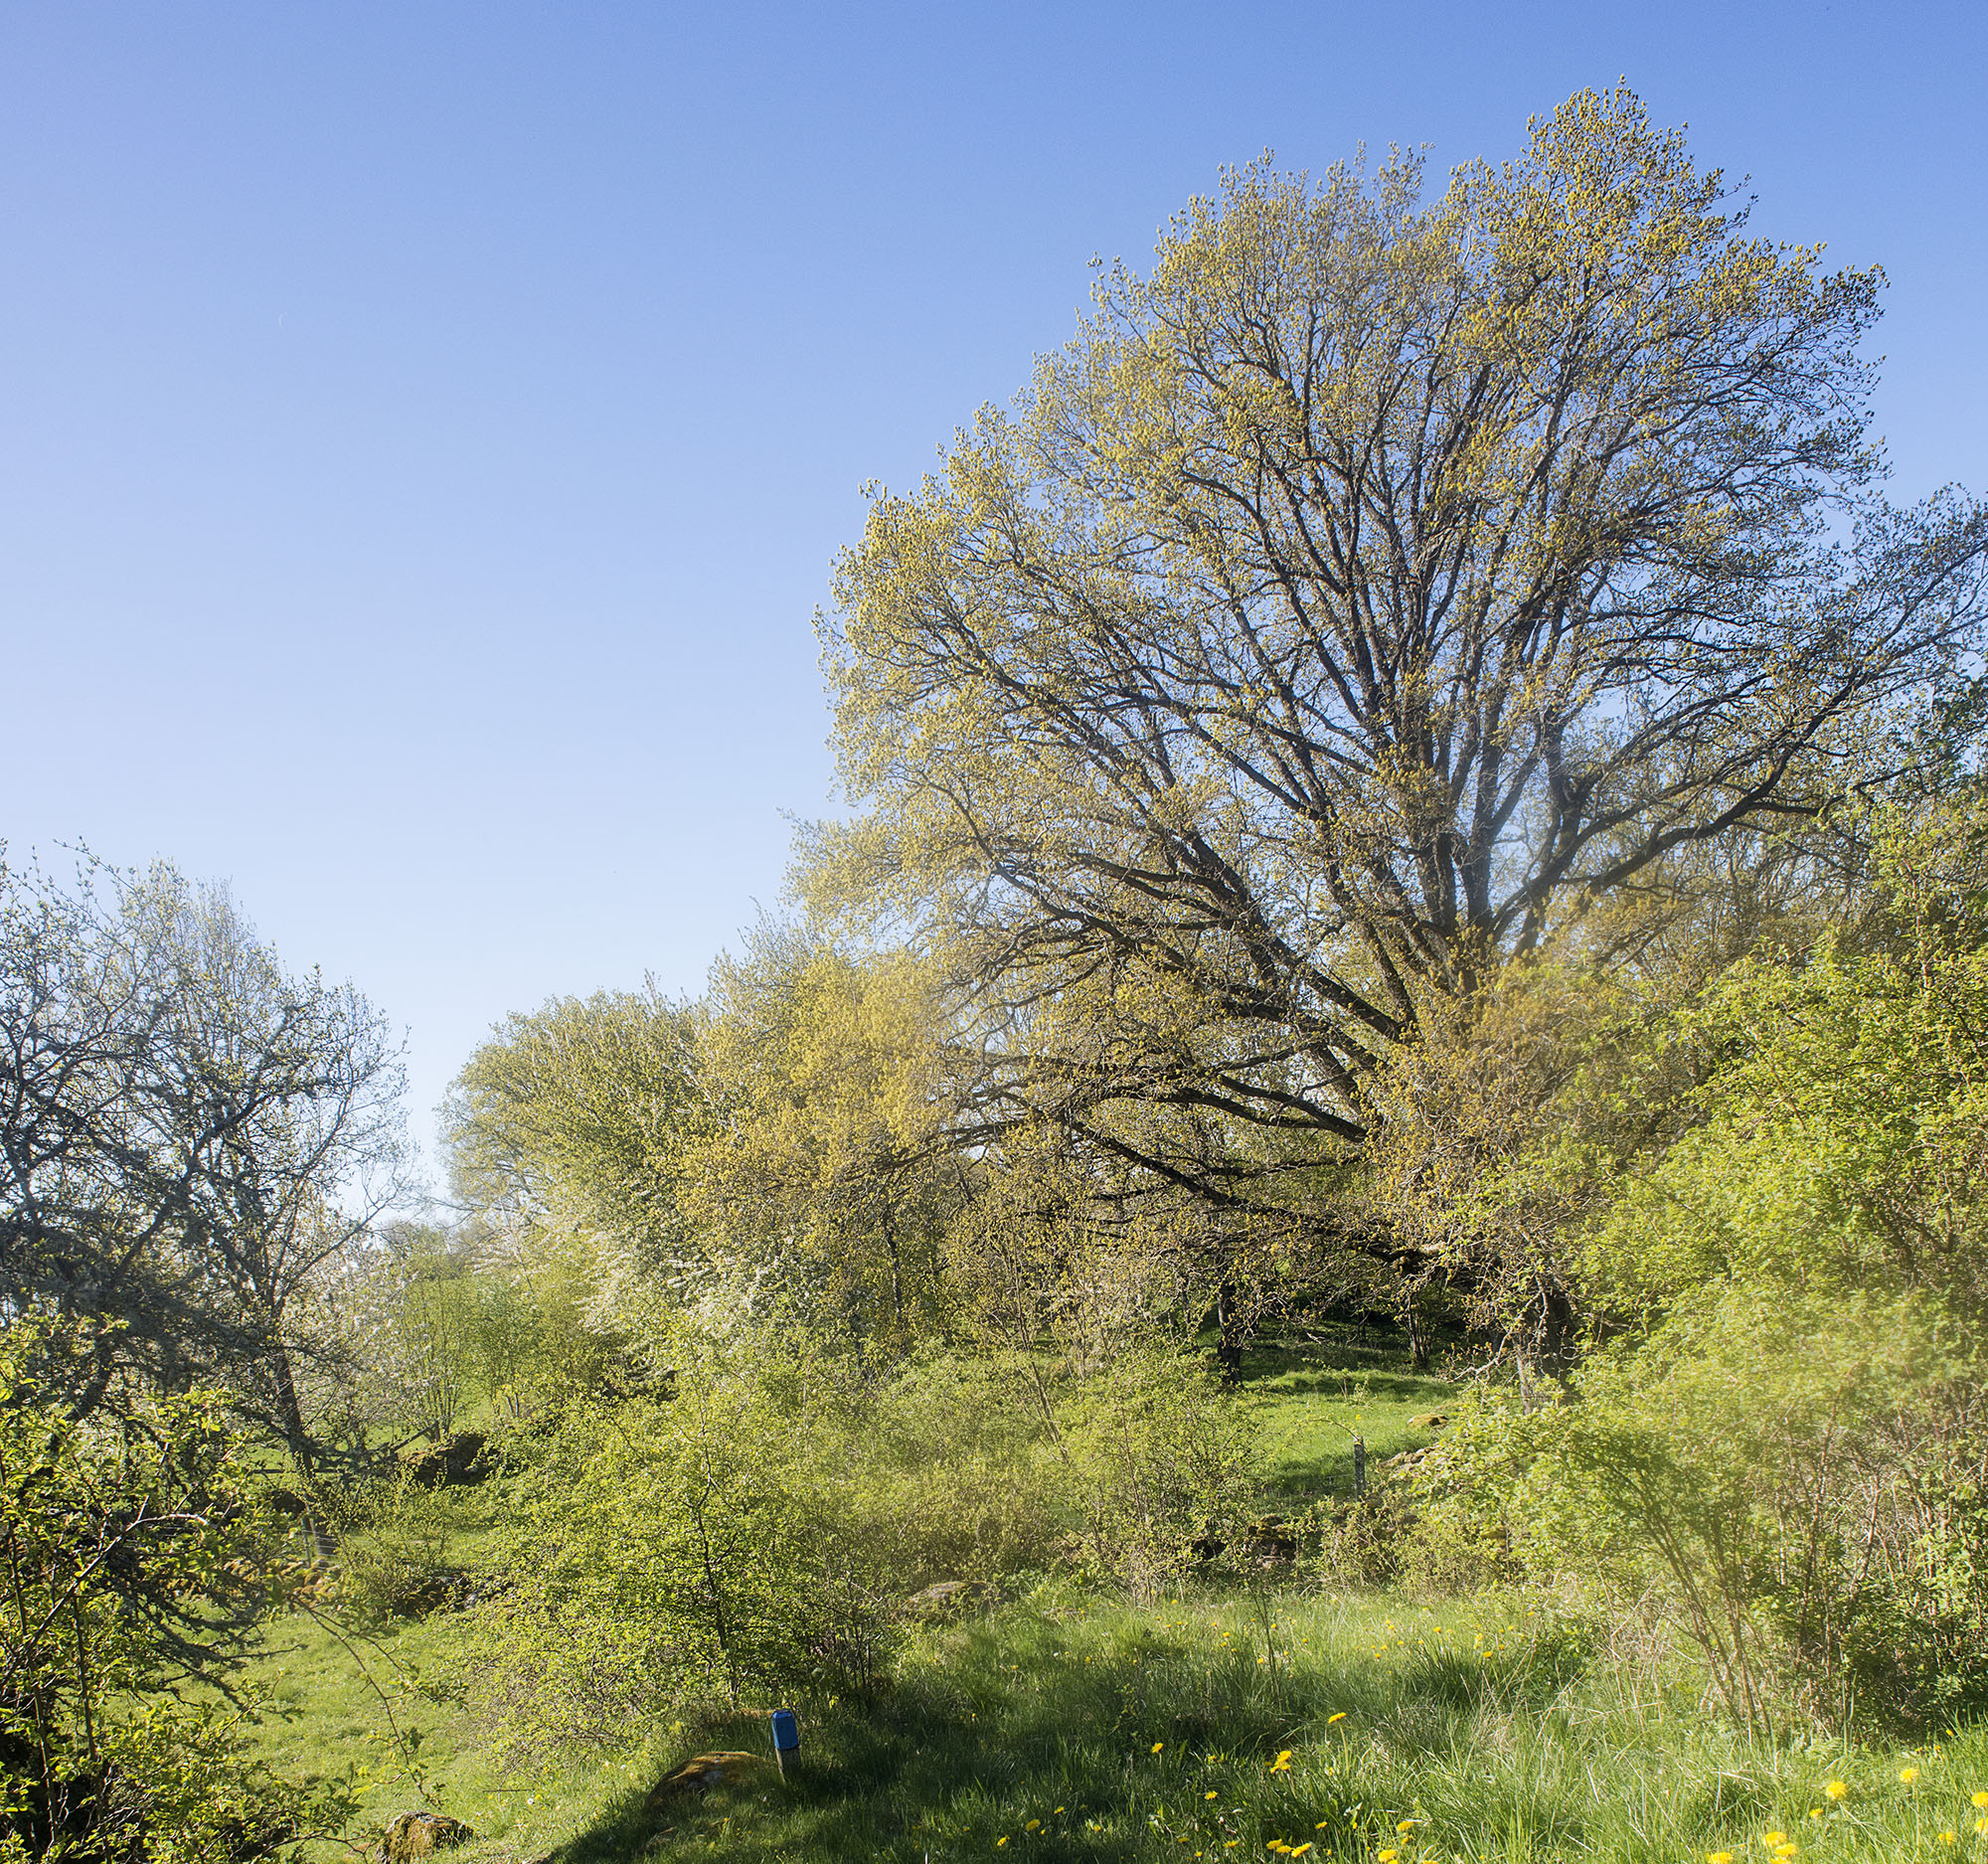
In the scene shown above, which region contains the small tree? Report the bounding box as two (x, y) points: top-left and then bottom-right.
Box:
(0, 850), (408, 1461)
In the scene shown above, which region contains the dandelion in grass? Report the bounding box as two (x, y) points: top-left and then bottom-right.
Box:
(1825, 1781), (1849, 1803)
(1207, 1791), (1220, 1800)
(1903, 1769), (1922, 1784)
(1155, 1743), (1166, 1754)
(1763, 1833), (1787, 1846)
(1939, 1831), (1958, 1845)
(1976, 1793), (1988, 1810)
(1707, 1852), (1735, 1863)
(1270, 1751), (1294, 1772)
(1328, 1713), (1348, 1725)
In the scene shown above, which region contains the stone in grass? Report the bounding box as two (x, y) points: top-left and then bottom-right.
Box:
(901, 1579), (995, 1620)
(644, 1752), (779, 1809)
(400, 1431), (490, 1488)
(377, 1811), (476, 1863)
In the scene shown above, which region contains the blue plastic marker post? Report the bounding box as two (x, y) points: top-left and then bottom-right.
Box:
(769, 1707), (800, 1778)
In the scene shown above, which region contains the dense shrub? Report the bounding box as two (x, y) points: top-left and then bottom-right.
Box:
(0, 1319), (351, 1864)
(318, 1475), (476, 1621)
(452, 1330), (1254, 1761)
(1408, 820), (1988, 1731)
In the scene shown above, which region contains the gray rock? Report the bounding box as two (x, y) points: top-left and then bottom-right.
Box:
(902, 1579), (993, 1620)
(377, 1811), (475, 1863)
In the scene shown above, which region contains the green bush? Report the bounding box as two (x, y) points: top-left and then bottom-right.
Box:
(1411, 1293), (1988, 1731)
(0, 1319), (343, 1863)
(451, 1331), (1255, 1763)
(1401, 809), (1988, 1733)
(1056, 1346), (1257, 1595)
(325, 1476), (474, 1621)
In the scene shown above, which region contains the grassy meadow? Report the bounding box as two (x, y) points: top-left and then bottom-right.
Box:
(227, 1335), (1976, 1864)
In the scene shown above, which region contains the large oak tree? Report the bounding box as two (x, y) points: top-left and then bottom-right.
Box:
(817, 89), (1988, 1253)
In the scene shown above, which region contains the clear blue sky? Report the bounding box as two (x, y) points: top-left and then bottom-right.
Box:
(4, 2), (1983, 1170)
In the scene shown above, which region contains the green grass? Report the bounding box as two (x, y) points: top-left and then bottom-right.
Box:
(217, 1333), (1976, 1864)
(1228, 1331), (1457, 1505)
(229, 1598), (633, 1860)
(241, 1586), (1976, 1864)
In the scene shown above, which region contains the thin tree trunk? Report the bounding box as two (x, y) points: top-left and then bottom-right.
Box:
(268, 1328), (314, 1473)
(1215, 1279), (1242, 1380)
(881, 1205), (905, 1326)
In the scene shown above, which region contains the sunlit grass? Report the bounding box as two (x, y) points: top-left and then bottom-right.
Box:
(1227, 1331), (1459, 1504)
(216, 1331), (1982, 1864)
(235, 1583), (1982, 1864)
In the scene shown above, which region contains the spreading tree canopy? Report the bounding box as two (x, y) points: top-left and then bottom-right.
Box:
(818, 88), (1988, 1231)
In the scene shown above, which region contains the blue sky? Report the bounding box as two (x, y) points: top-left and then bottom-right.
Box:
(4, 2), (1983, 1170)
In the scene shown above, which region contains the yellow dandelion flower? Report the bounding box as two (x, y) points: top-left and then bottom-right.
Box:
(1903, 1769), (1922, 1785)
(1292, 1849), (1312, 1858)
(1207, 1791), (1220, 1800)
(1975, 1793), (1988, 1810)
(1399, 1821), (1418, 1834)
(1269, 1751), (1294, 1773)
(1763, 1834), (1787, 1846)
(1328, 1713), (1348, 1725)
(1378, 1852), (1400, 1864)
(1825, 1781), (1849, 1803)
(1707, 1852), (1735, 1863)
(1154, 1743), (1166, 1754)
(997, 1841), (1007, 1850)
(1939, 1832), (1958, 1845)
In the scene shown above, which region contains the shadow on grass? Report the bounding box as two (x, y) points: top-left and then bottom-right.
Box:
(1252, 1370), (1449, 1403)
(549, 1598), (1584, 1864)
